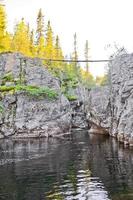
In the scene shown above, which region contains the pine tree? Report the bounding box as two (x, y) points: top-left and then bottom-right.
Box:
(55, 35), (60, 58)
(83, 40), (94, 88)
(36, 8), (44, 43)
(54, 35), (63, 66)
(45, 20), (54, 60)
(13, 18), (31, 56)
(36, 8), (45, 57)
(71, 33), (81, 80)
(0, 3), (6, 52)
(84, 40), (90, 72)
(73, 32), (78, 65)
(54, 35), (65, 69)
(37, 35), (45, 58)
(29, 30), (35, 57)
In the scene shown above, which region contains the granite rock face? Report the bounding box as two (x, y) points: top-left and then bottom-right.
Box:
(88, 54), (133, 146)
(87, 86), (111, 134)
(70, 86), (89, 129)
(1, 52), (133, 146)
(109, 54), (133, 146)
(0, 53), (71, 139)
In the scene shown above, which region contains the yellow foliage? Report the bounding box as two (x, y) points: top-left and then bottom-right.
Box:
(29, 30), (36, 57)
(45, 21), (54, 59)
(53, 35), (64, 68)
(96, 75), (108, 86)
(36, 35), (45, 58)
(12, 18), (31, 56)
(0, 4), (6, 52)
(80, 68), (95, 88)
(80, 68), (93, 79)
(3, 32), (12, 52)
(0, 5), (95, 88)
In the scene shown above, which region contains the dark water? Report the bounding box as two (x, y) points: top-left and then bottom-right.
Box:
(0, 131), (133, 200)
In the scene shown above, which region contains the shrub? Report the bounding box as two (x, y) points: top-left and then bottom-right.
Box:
(2, 72), (14, 85)
(0, 85), (58, 99)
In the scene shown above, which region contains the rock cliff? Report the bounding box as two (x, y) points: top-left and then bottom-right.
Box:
(70, 86), (89, 129)
(1, 52), (133, 146)
(87, 86), (111, 134)
(0, 53), (71, 139)
(109, 54), (133, 146)
(88, 54), (133, 147)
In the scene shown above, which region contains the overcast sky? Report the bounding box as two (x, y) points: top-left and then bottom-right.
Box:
(4, 0), (133, 76)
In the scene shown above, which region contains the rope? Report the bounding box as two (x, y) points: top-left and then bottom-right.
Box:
(39, 58), (111, 63)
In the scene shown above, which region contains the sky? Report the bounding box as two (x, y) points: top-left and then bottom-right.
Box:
(4, 0), (133, 76)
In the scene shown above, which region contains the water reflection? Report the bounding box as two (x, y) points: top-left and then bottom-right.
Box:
(46, 170), (110, 200)
(0, 132), (132, 200)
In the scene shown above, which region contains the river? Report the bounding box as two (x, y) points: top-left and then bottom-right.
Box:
(0, 131), (132, 200)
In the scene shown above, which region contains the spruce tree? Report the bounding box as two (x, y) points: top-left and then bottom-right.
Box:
(13, 18), (31, 56)
(36, 8), (45, 57)
(45, 20), (54, 59)
(29, 30), (35, 57)
(55, 36), (63, 59)
(83, 40), (94, 88)
(72, 33), (80, 80)
(36, 8), (44, 43)
(73, 32), (78, 66)
(55, 35), (60, 58)
(53, 35), (64, 70)
(84, 40), (90, 72)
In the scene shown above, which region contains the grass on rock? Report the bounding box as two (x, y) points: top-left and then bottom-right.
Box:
(0, 85), (58, 99)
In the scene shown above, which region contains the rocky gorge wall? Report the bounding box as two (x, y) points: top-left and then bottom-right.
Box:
(87, 54), (133, 147)
(0, 53), (71, 139)
(1, 52), (133, 147)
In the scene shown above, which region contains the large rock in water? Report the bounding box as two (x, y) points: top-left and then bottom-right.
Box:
(0, 53), (71, 139)
(88, 54), (133, 147)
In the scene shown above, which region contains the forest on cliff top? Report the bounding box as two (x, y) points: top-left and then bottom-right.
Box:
(0, 3), (107, 96)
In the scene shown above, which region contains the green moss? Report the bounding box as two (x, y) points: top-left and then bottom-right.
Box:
(65, 94), (77, 101)
(0, 102), (4, 113)
(2, 72), (14, 85)
(0, 85), (15, 92)
(1, 71), (26, 85)
(0, 85), (58, 99)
